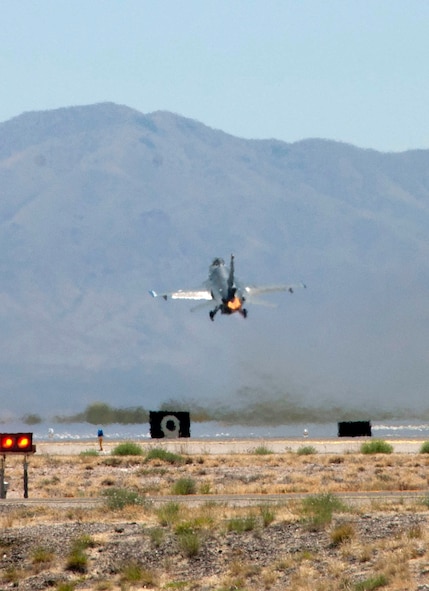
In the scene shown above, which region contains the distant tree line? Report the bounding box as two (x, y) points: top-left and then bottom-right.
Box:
(17, 401), (203, 426)
(20, 397), (422, 427)
(54, 402), (149, 425)
(21, 413), (43, 425)
(35, 399), (211, 425)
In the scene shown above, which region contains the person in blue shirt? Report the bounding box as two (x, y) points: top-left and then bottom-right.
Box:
(97, 428), (104, 451)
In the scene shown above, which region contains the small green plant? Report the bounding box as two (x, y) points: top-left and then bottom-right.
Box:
(56, 583), (76, 591)
(199, 481), (211, 494)
(120, 562), (156, 586)
(149, 527), (165, 548)
(79, 449), (99, 457)
(121, 562), (143, 583)
(41, 475), (61, 486)
(3, 566), (19, 584)
(32, 545), (54, 566)
(407, 524), (423, 539)
(112, 441), (143, 456)
(102, 487), (144, 509)
(354, 573), (388, 590)
(420, 441), (429, 454)
(171, 477), (197, 495)
(145, 447), (185, 464)
(260, 504), (276, 527)
(175, 525), (201, 557)
(66, 548), (87, 570)
(360, 439), (393, 454)
(297, 445), (317, 455)
(77, 534), (95, 548)
(254, 445), (273, 455)
(66, 536), (93, 573)
(227, 514), (257, 533)
(301, 493), (346, 531)
(164, 581), (188, 589)
(157, 501), (181, 526)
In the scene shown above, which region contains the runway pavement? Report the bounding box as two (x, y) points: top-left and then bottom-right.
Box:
(1, 490), (426, 509)
(35, 437), (424, 456)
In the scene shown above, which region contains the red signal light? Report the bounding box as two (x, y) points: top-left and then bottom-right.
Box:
(1, 436), (14, 449)
(0, 433), (33, 453)
(18, 435), (30, 449)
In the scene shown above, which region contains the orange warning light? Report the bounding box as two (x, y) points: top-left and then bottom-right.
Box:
(0, 433), (33, 453)
(1, 436), (14, 449)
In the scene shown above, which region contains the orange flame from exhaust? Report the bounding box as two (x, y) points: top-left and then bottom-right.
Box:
(227, 296), (242, 311)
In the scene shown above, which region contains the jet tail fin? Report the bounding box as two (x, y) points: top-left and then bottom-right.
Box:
(227, 253), (235, 293)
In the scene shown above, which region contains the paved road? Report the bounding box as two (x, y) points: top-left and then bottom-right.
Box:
(36, 438), (424, 455)
(1, 490), (427, 508)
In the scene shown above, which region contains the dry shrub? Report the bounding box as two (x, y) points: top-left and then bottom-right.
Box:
(330, 521), (355, 546)
(120, 562), (157, 586)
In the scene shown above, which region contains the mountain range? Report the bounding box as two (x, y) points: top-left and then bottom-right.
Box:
(1, 102), (429, 422)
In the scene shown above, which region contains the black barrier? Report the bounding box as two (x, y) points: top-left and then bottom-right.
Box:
(149, 411), (191, 439)
(338, 421), (371, 437)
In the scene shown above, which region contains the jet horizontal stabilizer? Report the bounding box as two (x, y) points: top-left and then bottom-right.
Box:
(148, 290), (168, 300)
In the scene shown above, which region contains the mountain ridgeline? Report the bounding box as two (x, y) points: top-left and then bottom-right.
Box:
(1, 103), (429, 420)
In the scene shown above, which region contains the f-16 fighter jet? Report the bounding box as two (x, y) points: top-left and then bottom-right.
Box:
(149, 254), (306, 321)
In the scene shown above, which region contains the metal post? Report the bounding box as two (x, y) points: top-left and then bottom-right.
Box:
(0, 456), (4, 499)
(23, 456), (29, 498)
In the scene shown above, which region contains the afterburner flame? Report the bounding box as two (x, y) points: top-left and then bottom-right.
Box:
(227, 296), (242, 311)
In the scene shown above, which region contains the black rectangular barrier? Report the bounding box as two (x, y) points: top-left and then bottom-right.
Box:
(338, 421), (371, 438)
(149, 411), (190, 439)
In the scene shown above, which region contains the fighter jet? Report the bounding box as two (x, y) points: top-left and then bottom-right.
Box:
(149, 254), (306, 321)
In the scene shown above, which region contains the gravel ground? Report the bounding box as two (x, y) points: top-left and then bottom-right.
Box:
(1, 510), (429, 590)
(1, 441), (429, 589)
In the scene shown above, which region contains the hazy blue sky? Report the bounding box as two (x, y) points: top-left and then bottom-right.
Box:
(2, 0), (428, 152)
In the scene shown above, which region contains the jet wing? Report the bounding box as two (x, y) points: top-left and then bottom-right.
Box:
(244, 282), (306, 297)
(149, 289), (212, 301)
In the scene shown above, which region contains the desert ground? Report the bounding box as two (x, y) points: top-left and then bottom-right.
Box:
(1, 437), (429, 590)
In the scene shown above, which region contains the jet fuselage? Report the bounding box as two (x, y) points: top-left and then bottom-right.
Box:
(207, 257), (246, 319)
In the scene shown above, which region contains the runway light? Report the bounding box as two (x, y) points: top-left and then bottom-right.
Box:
(1, 436), (14, 449)
(0, 433), (33, 453)
(18, 435), (30, 449)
